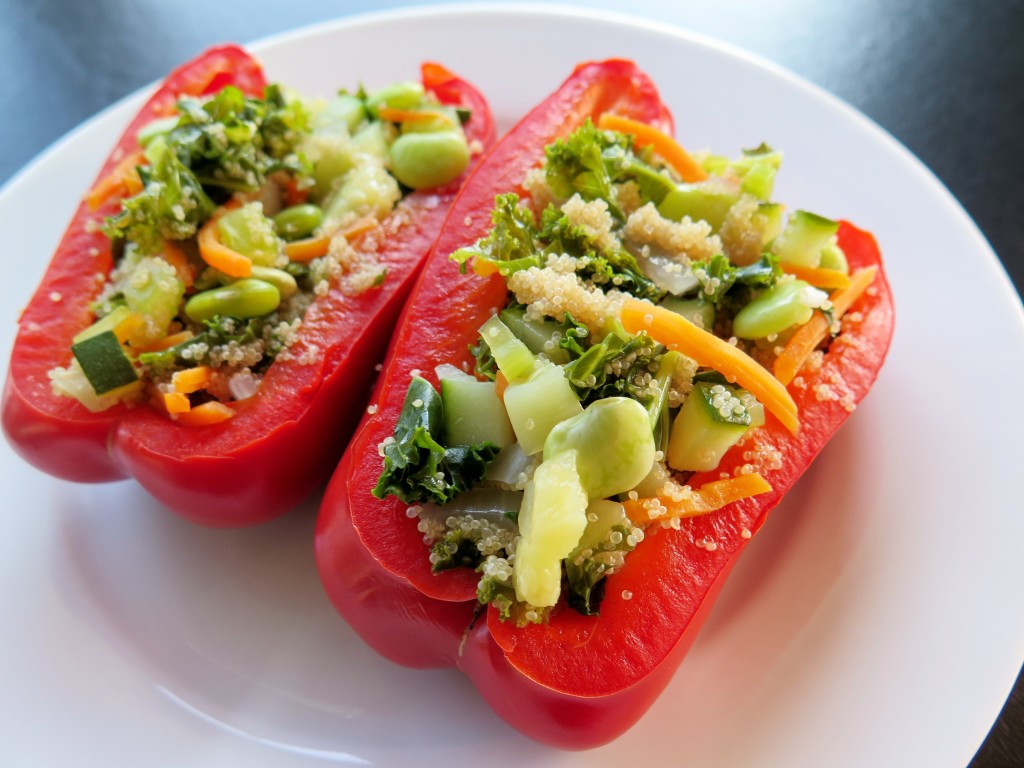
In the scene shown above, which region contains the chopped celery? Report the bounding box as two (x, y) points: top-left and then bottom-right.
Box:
(503, 361), (582, 455)
(513, 450), (588, 608)
(478, 314), (536, 382)
(499, 306), (570, 364)
(543, 396), (654, 499)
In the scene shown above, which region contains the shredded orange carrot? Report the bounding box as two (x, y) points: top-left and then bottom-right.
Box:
(377, 106), (455, 127)
(132, 330), (194, 354)
(174, 401), (235, 427)
(160, 391), (191, 415)
(780, 263), (852, 290)
(774, 266), (878, 386)
(621, 298), (799, 434)
(198, 216), (253, 277)
(597, 113), (708, 183)
(284, 234), (330, 262)
(172, 366), (213, 394)
(285, 215), (379, 261)
(623, 473), (773, 525)
(494, 370), (509, 401)
(86, 151), (147, 211)
(162, 240), (195, 288)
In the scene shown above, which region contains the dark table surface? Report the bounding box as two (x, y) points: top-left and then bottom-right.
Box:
(1, 1), (1021, 764)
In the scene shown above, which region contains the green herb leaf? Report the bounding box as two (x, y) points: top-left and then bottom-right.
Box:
(372, 377), (499, 504)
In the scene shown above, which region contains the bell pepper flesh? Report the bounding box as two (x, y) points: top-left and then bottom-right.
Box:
(1, 46), (496, 526)
(315, 57), (894, 749)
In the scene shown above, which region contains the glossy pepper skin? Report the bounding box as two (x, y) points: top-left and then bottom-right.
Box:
(1, 45), (496, 527)
(316, 59), (895, 749)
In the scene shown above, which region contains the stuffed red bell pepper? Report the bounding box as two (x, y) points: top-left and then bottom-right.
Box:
(315, 59), (894, 748)
(1, 45), (495, 526)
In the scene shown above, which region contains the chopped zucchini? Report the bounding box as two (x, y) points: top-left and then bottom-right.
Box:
(70, 330), (139, 395)
(772, 210), (839, 268)
(667, 380), (754, 472)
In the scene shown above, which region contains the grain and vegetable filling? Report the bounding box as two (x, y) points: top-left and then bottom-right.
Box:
(374, 114), (879, 625)
(51, 78), (475, 425)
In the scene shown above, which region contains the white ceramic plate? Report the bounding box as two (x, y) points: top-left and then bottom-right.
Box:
(2, 5), (1022, 766)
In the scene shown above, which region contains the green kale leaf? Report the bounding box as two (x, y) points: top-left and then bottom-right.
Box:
(372, 377), (499, 504)
(450, 193), (543, 276)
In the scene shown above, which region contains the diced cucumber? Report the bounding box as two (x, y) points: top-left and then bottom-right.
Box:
(503, 361), (582, 455)
(772, 210), (839, 268)
(513, 450), (588, 608)
(479, 314), (536, 382)
(217, 203), (281, 267)
(499, 306), (570, 364)
(667, 381), (753, 472)
(658, 179), (739, 231)
(71, 330), (139, 395)
(660, 296), (715, 330)
(441, 378), (515, 448)
(732, 279), (814, 339)
(544, 397), (654, 499)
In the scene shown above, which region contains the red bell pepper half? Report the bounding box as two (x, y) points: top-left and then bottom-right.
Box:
(1, 45), (495, 526)
(315, 60), (894, 748)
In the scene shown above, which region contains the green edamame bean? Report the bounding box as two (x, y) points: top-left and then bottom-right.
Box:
(366, 81), (424, 115)
(273, 204), (323, 240)
(389, 131), (470, 190)
(184, 279), (281, 323)
(732, 279), (815, 339)
(249, 266), (299, 298)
